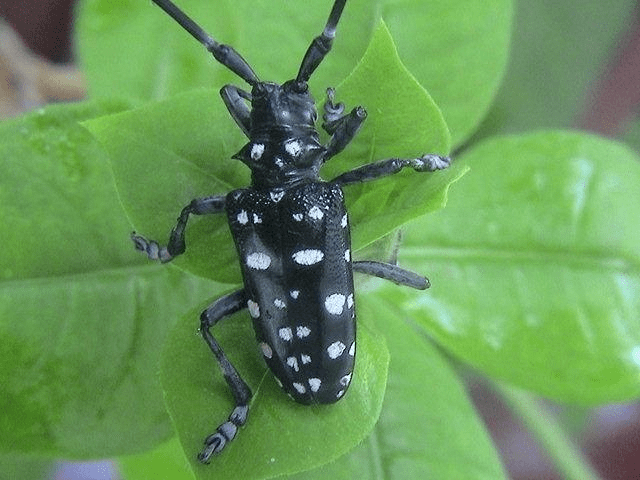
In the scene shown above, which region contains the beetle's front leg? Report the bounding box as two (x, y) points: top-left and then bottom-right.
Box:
(131, 194), (226, 263)
(322, 88), (367, 160)
(331, 154), (451, 187)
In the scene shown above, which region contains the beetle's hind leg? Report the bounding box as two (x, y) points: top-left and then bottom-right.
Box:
(198, 289), (252, 463)
(353, 261), (430, 290)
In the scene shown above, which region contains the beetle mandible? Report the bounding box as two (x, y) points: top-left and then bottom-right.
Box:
(132, 0), (451, 463)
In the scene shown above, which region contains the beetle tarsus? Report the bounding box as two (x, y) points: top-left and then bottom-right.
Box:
(199, 405), (248, 462)
(414, 154), (451, 172)
(131, 232), (173, 262)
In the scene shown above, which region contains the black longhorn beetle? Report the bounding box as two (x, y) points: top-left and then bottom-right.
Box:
(132, 0), (451, 463)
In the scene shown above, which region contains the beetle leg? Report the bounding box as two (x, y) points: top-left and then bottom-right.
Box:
(353, 261), (429, 290)
(131, 194), (226, 262)
(220, 85), (251, 137)
(198, 289), (252, 463)
(322, 87), (345, 128)
(321, 88), (367, 160)
(330, 154), (451, 187)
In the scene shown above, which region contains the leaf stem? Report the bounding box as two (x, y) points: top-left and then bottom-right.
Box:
(495, 383), (603, 480)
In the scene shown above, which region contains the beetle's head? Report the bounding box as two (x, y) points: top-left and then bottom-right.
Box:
(249, 81), (318, 133)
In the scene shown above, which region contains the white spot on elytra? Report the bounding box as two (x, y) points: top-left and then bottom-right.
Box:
(237, 210), (248, 224)
(301, 354), (311, 364)
(292, 382), (306, 394)
(251, 143), (265, 160)
(247, 299), (260, 318)
(327, 341), (346, 359)
(340, 373), (352, 386)
(246, 252), (271, 270)
(325, 293), (346, 315)
(286, 356), (299, 372)
(274, 157), (284, 167)
(270, 190), (285, 202)
(347, 293), (354, 308)
(292, 213), (303, 221)
(290, 290), (300, 299)
(348, 342), (355, 356)
(253, 213), (262, 223)
(308, 206), (324, 220)
(336, 389), (345, 399)
(341, 214), (348, 228)
(285, 140), (302, 157)
(296, 326), (311, 338)
(344, 249), (350, 262)
(279, 327), (293, 341)
(273, 298), (286, 309)
(292, 249), (324, 265)
(260, 342), (273, 359)
(308, 378), (321, 392)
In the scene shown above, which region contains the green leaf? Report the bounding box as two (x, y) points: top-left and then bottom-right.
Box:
(399, 131), (640, 404)
(76, 0), (511, 145)
(85, 22), (462, 283)
(0, 455), (53, 480)
(0, 101), (224, 458)
(161, 297), (389, 480)
(288, 296), (506, 480)
(382, 0), (512, 145)
(0, 100), (133, 279)
(119, 437), (195, 480)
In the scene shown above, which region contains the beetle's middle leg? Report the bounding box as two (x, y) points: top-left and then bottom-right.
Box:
(131, 194), (226, 262)
(331, 154), (450, 187)
(198, 288), (252, 463)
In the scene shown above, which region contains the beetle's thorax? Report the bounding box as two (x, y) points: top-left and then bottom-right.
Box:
(233, 80), (327, 189)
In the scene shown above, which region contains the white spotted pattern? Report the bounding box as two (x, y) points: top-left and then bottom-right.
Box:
(308, 378), (321, 392)
(348, 342), (355, 356)
(253, 213), (262, 223)
(341, 214), (348, 228)
(286, 356), (299, 372)
(246, 252), (271, 270)
(279, 327), (293, 341)
(325, 293), (346, 315)
(273, 298), (286, 309)
(237, 210), (249, 224)
(292, 213), (303, 221)
(247, 299), (260, 318)
(251, 143), (265, 160)
(285, 140), (302, 157)
(293, 382), (306, 394)
(327, 341), (346, 359)
(260, 342), (273, 359)
(292, 249), (324, 265)
(274, 157), (284, 168)
(340, 373), (352, 386)
(336, 389), (345, 399)
(347, 294), (354, 308)
(308, 206), (324, 220)
(270, 190), (285, 202)
(301, 354), (311, 364)
(296, 326), (311, 338)
(290, 290), (300, 299)
(344, 249), (350, 262)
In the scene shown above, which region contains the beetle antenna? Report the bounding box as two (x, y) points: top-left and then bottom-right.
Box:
(151, 0), (259, 86)
(296, 0), (347, 83)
